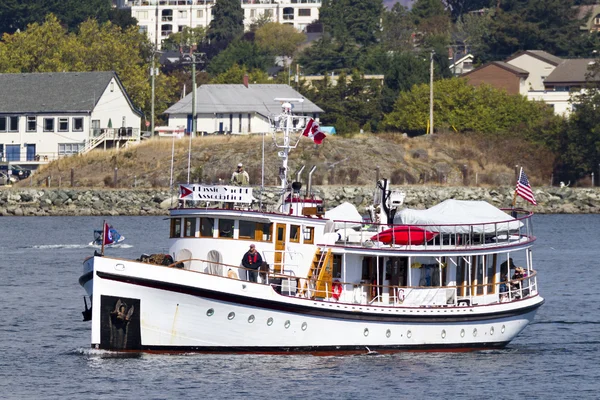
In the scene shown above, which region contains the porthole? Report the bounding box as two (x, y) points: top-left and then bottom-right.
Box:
(267, 317), (274, 326)
(490, 326), (495, 336)
(248, 315), (255, 323)
(407, 330), (412, 339)
(206, 308), (214, 317)
(227, 312), (235, 320)
(284, 320), (291, 329)
(364, 328), (369, 337)
(301, 322), (308, 331)
(441, 329), (446, 339)
(386, 329), (391, 338)
(473, 328), (478, 337)
(501, 325), (506, 334)
(460, 329), (465, 338)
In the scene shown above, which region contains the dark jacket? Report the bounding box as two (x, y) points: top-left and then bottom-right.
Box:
(242, 250), (263, 270)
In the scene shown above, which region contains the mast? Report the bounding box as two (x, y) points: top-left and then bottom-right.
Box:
(273, 97), (305, 191)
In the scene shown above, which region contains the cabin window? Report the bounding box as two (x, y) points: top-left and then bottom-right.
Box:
(473, 256), (485, 296)
(290, 225), (300, 243)
(456, 257), (468, 297)
(239, 220), (255, 239)
(303, 226), (314, 244)
(170, 218), (182, 238)
(487, 254), (497, 295)
(332, 254), (342, 278)
(184, 217), (196, 237)
(218, 218), (234, 238)
(258, 222), (273, 242)
(200, 217), (214, 237)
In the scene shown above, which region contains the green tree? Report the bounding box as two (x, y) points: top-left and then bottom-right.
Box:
(444, 0), (493, 21)
(319, 0), (383, 46)
(411, 0), (447, 26)
(296, 36), (360, 75)
(381, 3), (416, 52)
(254, 23), (306, 58)
(163, 26), (207, 51)
(210, 63), (270, 84)
(383, 78), (560, 137)
(206, 0), (244, 57)
(207, 39), (273, 75)
(0, 0), (111, 35)
(381, 52), (430, 113)
(555, 90), (600, 181)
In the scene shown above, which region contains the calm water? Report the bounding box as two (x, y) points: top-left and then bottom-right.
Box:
(0, 214), (598, 399)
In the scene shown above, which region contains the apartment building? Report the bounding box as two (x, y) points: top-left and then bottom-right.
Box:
(122, 0), (321, 48)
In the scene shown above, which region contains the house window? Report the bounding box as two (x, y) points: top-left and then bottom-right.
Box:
(27, 116), (36, 132)
(197, 10), (203, 18)
(283, 7), (294, 20)
(139, 25), (148, 34)
(250, 9), (256, 18)
(0, 117), (6, 131)
(44, 118), (55, 132)
(178, 10), (187, 19)
(594, 16), (600, 25)
(58, 143), (85, 156)
(58, 117), (69, 132)
(555, 86), (569, 92)
(137, 10), (148, 19)
(110, 82), (115, 92)
(264, 9), (273, 18)
(298, 9), (311, 17)
(73, 117), (84, 131)
(8, 116), (18, 132)
(170, 218), (182, 238)
(184, 217), (196, 237)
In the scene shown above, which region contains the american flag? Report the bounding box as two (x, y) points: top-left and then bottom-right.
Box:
(516, 169), (537, 205)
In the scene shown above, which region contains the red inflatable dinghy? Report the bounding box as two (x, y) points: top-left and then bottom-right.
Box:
(370, 226), (437, 245)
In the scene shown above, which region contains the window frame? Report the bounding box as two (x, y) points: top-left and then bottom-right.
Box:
(184, 217), (197, 237)
(26, 116), (37, 132)
(8, 116), (18, 132)
(290, 224), (301, 243)
(43, 118), (55, 132)
(73, 117), (84, 132)
(170, 218), (182, 238)
(303, 226), (314, 244)
(58, 117), (69, 132)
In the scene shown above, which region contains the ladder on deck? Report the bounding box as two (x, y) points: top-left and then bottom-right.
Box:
(300, 248), (333, 299)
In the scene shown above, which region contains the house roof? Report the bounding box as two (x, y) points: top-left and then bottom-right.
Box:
(0, 71), (141, 115)
(462, 61), (529, 78)
(505, 50), (563, 66)
(164, 84), (324, 115)
(449, 54), (473, 69)
(544, 59), (600, 84)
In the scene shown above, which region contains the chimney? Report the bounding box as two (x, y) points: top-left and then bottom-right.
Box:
(243, 74), (249, 88)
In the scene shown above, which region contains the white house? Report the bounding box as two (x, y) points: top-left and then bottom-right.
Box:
(0, 71), (143, 166)
(164, 82), (323, 135)
(449, 54), (474, 76)
(505, 50), (562, 91)
(125, 0), (321, 49)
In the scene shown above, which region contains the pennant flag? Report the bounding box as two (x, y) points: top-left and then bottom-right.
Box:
(103, 222), (115, 245)
(180, 184), (193, 198)
(515, 168), (537, 205)
(302, 118), (326, 144)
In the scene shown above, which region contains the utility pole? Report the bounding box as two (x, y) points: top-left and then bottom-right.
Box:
(429, 49), (435, 135)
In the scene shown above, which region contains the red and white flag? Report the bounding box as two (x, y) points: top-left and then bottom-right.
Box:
(515, 168), (537, 205)
(103, 222), (115, 245)
(302, 118), (326, 145)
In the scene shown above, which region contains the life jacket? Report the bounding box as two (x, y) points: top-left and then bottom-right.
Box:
(247, 253), (258, 264)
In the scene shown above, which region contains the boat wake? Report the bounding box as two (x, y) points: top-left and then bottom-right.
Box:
(72, 347), (143, 359)
(30, 243), (133, 249)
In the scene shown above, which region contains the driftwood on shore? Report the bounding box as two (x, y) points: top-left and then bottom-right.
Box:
(0, 185), (597, 216)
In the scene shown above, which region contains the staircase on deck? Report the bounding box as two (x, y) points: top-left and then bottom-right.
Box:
(300, 248), (333, 299)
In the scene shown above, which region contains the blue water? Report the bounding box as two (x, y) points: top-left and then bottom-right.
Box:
(0, 214), (597, 399)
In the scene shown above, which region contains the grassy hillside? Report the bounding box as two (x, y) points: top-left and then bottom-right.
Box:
(25, 133), (554, 189)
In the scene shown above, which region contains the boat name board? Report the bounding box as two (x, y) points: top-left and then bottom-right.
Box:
(179, 184), (253, 203)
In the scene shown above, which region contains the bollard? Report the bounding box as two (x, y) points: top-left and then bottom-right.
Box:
(114, 167), (118, 188)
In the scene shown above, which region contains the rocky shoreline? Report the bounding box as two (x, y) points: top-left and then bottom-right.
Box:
(0, 185), (598, 216)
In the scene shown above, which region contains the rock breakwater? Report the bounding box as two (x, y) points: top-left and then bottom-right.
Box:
(0, 185), (598, 217)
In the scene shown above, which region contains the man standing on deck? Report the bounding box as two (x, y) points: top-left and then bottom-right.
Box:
(242, 244), (262, 282)
(231, 163), (249, 186)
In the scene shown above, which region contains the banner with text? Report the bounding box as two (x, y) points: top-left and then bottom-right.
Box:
(179, 185), (253, 203)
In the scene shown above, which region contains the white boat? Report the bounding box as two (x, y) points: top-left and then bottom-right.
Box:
(79, 99), (543, 353)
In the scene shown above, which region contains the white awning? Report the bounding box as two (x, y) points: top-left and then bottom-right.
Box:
(325, 201), (363, 230)
(394, 199), (523, 234)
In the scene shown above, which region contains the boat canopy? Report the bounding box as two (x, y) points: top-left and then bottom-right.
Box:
(325, 202), (363, 229)
(394, 199), (523, 234)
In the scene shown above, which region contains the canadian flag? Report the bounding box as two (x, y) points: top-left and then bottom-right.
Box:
(302, 118), (326, 145)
